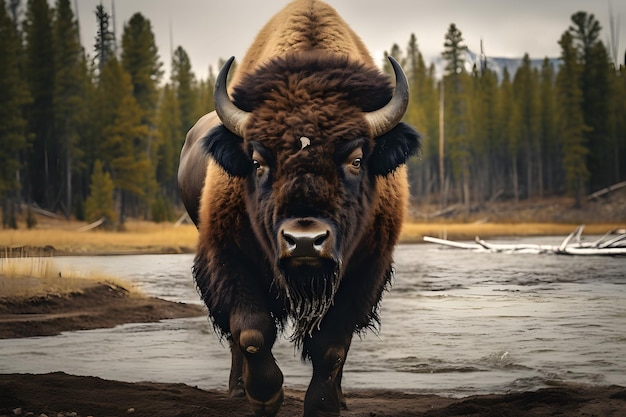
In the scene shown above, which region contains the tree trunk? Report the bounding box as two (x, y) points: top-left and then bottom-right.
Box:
(512, 155), (519, 203)
(65, 146), (72, 219)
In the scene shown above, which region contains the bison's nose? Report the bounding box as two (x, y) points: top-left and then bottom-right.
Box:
(279, 218), (334, 259)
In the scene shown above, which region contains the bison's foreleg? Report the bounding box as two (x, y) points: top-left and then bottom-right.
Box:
(227, 336), (245, 398)
(303, 330), (353, 417)
(230, 310), (284, 417)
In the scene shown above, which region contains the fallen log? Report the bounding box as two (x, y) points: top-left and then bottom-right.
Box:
(586, 180), (626, 201)
(424, 225), (626, 256)
(423, 236), (482, 250)
(174, 212), (192, 227)
(76, 217), (105, 232)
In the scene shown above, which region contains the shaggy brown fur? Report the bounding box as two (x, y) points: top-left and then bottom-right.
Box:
(178, 1), (419, 416)
(228, 0), (374, 87)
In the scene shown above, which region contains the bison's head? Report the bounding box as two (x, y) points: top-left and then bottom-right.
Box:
(203, 52), (420, 338)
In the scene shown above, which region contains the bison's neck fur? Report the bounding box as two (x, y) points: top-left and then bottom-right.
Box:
(232, 52), (393, 114)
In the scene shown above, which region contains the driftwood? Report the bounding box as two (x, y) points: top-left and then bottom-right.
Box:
(414, 204), (459, 219)
(76, 217), (105, 232)
(27, 205), (58, 218)
(424, 225), (626, 256)
(174, 212), (192, 227)
(586, 180), (626, 201)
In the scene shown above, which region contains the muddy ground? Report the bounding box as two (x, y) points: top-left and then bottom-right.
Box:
(1, 372), (625, 417)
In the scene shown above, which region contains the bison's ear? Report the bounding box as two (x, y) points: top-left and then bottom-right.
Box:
(369, 122), (421, 176)
(202, 125), (252, 177)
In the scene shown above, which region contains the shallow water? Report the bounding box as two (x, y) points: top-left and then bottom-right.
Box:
(1, 238), (625, 397)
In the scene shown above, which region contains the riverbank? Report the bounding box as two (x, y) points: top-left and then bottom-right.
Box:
(1, 372), (624, 417)
(2, 194), (625, 256)
(2, 220), (625, 257)
(0, 274), (204, 338)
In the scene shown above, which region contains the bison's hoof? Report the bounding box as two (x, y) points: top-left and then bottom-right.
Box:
(247, 388), (284, 417)
(229, 378), (246, 398)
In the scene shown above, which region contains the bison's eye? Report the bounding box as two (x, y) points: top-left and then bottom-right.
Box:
(251, 150), (268, 179)
(345, 147), (364, 176)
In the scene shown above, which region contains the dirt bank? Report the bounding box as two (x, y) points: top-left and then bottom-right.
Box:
(0, 281), (204, 339)
(1, 372), (624, 417)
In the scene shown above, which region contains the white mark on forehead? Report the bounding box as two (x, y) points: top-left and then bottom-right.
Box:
(300, 136), (311, 150)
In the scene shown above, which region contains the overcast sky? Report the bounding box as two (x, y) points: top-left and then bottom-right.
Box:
(75, 0), (626, 80)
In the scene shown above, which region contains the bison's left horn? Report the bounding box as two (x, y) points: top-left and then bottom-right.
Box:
(365, 56), (410, 138)
(214, 56), (251, 138)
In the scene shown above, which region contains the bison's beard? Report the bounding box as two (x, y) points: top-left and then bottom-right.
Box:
(279, 261), (340, 342)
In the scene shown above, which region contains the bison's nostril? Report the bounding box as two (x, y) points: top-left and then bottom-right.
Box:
(282, 231), (297, 249)
(313, 231), (329, 248)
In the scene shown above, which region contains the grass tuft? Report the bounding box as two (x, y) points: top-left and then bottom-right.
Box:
(0, 257), (141, 299)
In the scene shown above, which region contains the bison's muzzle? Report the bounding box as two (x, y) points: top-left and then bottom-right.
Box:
(279, 217), (334, 263)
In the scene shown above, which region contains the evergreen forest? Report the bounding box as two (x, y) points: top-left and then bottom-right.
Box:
(1, 0), (625, 228)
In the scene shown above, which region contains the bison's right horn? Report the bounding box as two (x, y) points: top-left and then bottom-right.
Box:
(365, 56), (410, 138)
(214, 56), (251, 138)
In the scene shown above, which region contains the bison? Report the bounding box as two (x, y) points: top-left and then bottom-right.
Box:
(178, 1), (420, 416)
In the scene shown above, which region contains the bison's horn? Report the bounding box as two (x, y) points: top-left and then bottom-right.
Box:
(214, 56), (251, 138)
(365, 56), (409, 138)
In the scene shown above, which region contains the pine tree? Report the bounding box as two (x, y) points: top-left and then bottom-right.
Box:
(538, 58), (559, 195)
(99, 57), (153, 224)
(120, 13), (162, 218)
(607, 64), (626, 183)
(442, 24), (467, 78)
(556, 31), (589, 207)
(23, 0), (56, 208)
(121, 13), (163, 124)
(383, 43), (406, 75)
(195, 65), (216, 117)
(156, 84), (182, 200)
(569, 11), (611, 191)
(512, 54), (540, 199)
(499, 68), (521, 202)
(472, 68), (500, 202)
(402, 34), (428, 198)
(0, 0), (31, 226)
(441, 23), (471, 209)
(94, 3), (116, 76)
(74, 56), (99, 220)
(171, 46), (197, 133)
(53, 0), (85, 218)
(84, 159), (116, 227)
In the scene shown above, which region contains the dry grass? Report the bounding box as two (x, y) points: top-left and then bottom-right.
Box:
(1, 220), (198, 255)
(1, 217), (623, 255)
(0, 257), (140, 299)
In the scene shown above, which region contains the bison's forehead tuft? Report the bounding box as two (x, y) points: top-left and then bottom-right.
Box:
(231, 51), (394, 122)
(299, 137), (310, 150)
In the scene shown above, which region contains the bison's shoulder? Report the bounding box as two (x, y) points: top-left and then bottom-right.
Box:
(178, 111), (220, 226)
(230, 0), (373, 87)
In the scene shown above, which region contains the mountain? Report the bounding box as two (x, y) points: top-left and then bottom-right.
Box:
(430, 49), (560, 81)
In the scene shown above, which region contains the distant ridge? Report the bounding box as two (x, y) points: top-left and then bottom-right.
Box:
(430, 49), (560, 81)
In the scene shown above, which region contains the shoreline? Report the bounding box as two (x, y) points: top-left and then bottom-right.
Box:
(1, 372), (624, 417)
(2, 221), (624, 258)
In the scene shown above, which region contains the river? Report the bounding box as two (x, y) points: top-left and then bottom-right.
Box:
(1, 238), (625, 397)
